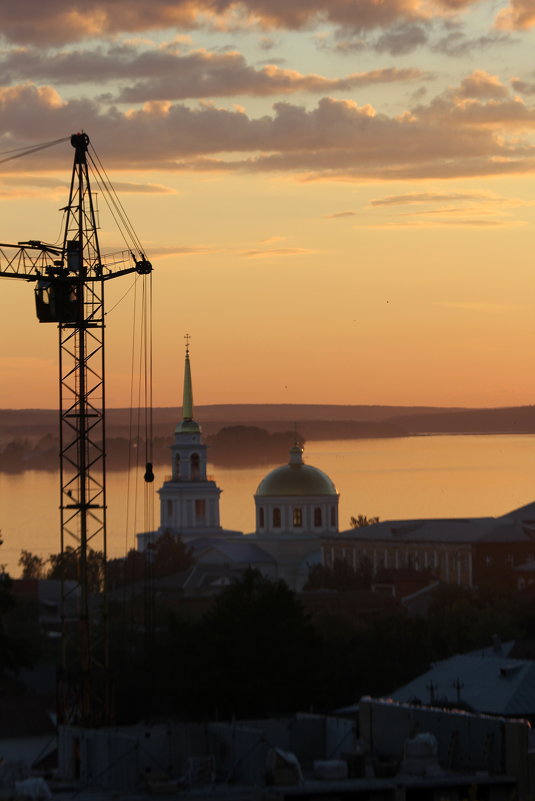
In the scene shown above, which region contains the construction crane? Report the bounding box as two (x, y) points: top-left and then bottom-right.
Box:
(0, 132), (153, 726)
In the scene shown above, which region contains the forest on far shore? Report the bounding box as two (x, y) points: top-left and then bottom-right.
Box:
(4, 402), (535, 472)
(0, 421), (406, 473)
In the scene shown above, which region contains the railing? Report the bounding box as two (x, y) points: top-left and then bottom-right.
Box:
(163, 473), (216, 482)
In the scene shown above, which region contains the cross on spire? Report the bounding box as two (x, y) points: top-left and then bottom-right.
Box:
(184, 332), (191, 356)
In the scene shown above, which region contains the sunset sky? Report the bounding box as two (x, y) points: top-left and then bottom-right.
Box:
(1, 0), (535, 409)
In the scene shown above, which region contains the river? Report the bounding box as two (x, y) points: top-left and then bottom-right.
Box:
(2, 434), (535, 575)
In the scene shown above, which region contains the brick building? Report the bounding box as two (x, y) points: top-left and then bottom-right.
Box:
(322, 501), (535, 589)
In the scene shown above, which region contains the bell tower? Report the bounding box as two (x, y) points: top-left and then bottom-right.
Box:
(158, 336), (223, 536)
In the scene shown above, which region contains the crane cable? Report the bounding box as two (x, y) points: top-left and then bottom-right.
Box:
(87, 147), (145, 256)
(0, 136), (71, 166)
(83, 140), (155, 620)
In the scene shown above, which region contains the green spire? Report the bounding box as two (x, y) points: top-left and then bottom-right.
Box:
(176, 334), (200, 434)
(182, 342), (194, 420)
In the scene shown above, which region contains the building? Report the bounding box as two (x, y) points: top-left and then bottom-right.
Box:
(248, 441), (339, 589)
(137, 342), (240, 549)
(57, 698), (534, 799)
(390, 639), (535, 720)
(138, 343), (340, 590)
(322, 508), (535, 589)
(254, 442), (339, 537)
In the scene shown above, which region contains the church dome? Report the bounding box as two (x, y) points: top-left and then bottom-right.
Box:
(256, 444), (338, 498)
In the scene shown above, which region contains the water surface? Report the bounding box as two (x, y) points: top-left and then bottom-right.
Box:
(2, 434), (535, 575)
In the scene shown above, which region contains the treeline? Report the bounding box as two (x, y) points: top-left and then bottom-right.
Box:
(205, 426), (300, 466)
(108, 572), (534, 721)
(0, 435), (172, 473)
(0, 420), (410, 473)
(17, 532), (194, 591)
(4, 549), (535, 721)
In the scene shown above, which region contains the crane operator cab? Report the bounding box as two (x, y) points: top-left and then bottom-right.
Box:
(35, 240), (81, 323)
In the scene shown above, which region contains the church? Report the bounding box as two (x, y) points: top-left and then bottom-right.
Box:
(137, 343), (340, 590)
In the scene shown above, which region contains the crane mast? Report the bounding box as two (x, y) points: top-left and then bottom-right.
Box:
(0, 133), (152, 726)
(59, 132), (108, 726)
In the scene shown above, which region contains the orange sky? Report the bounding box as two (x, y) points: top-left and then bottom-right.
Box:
(1, 0), (535, 408)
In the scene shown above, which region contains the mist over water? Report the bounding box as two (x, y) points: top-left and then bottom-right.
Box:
(2, 434), (535, 576)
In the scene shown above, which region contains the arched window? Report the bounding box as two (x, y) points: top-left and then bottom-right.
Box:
(330, 506), (336, 527)
(273, 508), (281, 528)
(191, 452), (200, 480)
(175, 453), (181, 479)
(293, 507), (302, 528)
(259, 507), (265, 527)
(314, 507), (322, 527)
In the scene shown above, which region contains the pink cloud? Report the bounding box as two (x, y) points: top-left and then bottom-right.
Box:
(1, 75), (535, 182)
(0, 0), (488, 44)
(496, 0), (535, 30)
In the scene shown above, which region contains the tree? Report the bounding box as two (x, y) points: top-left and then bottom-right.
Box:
(350, 514), (380, 528)
(47, 546), (104, 593)
(0, 534), (32, 673)
(18, 549), (46, 579)
(152, 569), (323, 720)
(107, 548), (147, 589)
(149, 531), (194, 578)
(304, 556), (373, 591)
(198, 569), (323, 718)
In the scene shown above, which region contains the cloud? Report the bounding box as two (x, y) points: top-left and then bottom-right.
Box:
(365, 218), (523, 228)
(511, 78), (535, 96)
(455, 70), (508, 100)
(240, 247), (314, 259)
(374, 22), (429, 54)
(0, 45), (425, 101)
(432, 29), (515, 56)
(370, 191), (504, 206)
(496, 0), (535, 31)
(324, 211), (357, 218)
(0, 0), (496, 45)
(118, 63), (425, 103)
(144, 245), (221, 257)
(2, 75), (535, 182)
(108, 181), (176, 194)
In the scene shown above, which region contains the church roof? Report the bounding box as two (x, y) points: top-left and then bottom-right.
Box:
(196, 540), (277, 564)
(256, 444), (338, 498)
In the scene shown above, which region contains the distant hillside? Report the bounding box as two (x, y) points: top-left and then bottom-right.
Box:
(387, 406), (535, 434)
(3, 404), (535, 453)
(0, 404), (465, 443)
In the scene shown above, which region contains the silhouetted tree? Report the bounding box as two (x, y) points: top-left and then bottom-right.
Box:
(149, 531), (194, 578)
(47, 546), (104, 593)
(304, 556), (373, 591)
(18, 549), (46, 579)
(350, 514), (380, 528)
(0, 535), (32, 672)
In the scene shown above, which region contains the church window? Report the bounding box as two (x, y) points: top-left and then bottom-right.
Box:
(166, 500), (173, 518)
(175, 454), (180, 478)
(195, 499), (206, 521)
(330, 507), (336, 527)
(259, 507), (265, 527)
(314, 507), (322, 527)
(293, 507), (302, 528)
(273, 508), (281, 528)
(191, 452), (201, 480)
